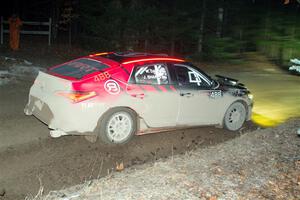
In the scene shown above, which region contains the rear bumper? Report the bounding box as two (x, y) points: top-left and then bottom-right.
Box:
(24, 71), (109, 136)
(24, 94), (106, 136)
(24, 96), (53, 125)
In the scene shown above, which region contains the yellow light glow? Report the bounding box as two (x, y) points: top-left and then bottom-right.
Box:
(251, 102), (297, 127)
(252, 112), (283, 127)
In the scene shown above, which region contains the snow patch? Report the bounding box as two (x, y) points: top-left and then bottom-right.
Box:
(24, 60), (33, 65)
(4, 56), (16, 61)
(0, 57), (46, 86)
(289, 58), (300, 74)
(0, 70), (16, 86)
(290, 58), (300, 65)
(0, 76), (13, 86)
(0, 70), (9, 76)
(289, 65), (300, 73)
(9, 65), (45, 77)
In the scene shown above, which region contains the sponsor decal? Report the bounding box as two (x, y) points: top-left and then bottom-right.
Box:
(135, 64), (169, 85)
(104, 80), (120, 95)
(188, 69), (210, 86)
(81, 102), (94, 109)
(188, 71), (202, 86)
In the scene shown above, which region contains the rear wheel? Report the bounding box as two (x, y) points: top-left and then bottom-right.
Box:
(99, 108), (137, 144)
(224, 102), (247, 131)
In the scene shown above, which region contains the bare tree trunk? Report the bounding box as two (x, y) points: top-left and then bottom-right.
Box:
(52, 0), (60, 40)
(264, 0), (271, 39)
(263, 0), (271, 54)
(170, 39), (175, 56)
(68, 24), (72, 48)
(144, 38), (148, 52)
(144, 28), (149, 52)
(216, 1), (224, 38)
(239, 29), (243, 54)
(197, 0), (206, 53)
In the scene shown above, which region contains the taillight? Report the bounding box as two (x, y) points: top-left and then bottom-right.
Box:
(57, 91), (97, 103)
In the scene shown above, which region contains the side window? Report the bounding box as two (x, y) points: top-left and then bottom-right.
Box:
(134, 64), (169, 85)
(175, 65), (211, 88)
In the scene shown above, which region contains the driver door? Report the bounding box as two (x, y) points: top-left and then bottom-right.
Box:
(174, 64), (223, 126)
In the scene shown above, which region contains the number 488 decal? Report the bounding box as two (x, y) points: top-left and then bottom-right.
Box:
(94, 72), (111, 82)
(209, 90), (223, 99)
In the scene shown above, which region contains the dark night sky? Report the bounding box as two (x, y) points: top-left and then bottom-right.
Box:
(1, 0), (54, 20)
(1, 0), (297, 20)
(1, 0), (298, 56)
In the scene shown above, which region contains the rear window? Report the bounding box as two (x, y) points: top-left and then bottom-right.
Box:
(49, 58), (109, 79)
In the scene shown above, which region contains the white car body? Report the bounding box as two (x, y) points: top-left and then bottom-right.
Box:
(24, 52), (253, 144)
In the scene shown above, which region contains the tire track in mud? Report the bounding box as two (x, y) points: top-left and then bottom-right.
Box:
(0, 122), (257, 200)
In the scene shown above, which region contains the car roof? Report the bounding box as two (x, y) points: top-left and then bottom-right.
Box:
(88, 52), (185, 65)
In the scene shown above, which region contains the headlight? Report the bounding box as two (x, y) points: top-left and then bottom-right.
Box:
(247, 94), (253, 100)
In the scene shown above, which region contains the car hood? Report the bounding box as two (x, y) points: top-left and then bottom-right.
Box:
(215, 75), (250, 96)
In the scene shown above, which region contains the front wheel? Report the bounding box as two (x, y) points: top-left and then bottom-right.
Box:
(224, 102), (247, 131)
(99, 108), (137, 144)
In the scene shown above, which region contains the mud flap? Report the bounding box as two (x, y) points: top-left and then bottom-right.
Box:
(24, 104), (33, 115)
(84, 135), (98, 143)
(50, 129), (68, 138)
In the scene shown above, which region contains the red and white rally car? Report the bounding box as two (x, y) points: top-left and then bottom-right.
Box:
(24, 52), (253, 144)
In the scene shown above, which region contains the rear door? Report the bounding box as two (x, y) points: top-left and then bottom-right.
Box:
(127, 63), (180, 127)
(174, 64), (223, 126)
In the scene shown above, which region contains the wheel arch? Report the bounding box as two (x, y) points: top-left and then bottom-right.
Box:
(96, 106), (139, 144)
(235, 99), (249, 117)
(93, 106), (140, 134)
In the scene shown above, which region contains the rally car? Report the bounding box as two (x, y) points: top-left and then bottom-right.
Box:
(24, 52), (253, 144)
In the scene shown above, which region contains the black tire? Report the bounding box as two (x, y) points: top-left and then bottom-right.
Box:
(223, 102), (247, 131)
(99, 107), (137, 144)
